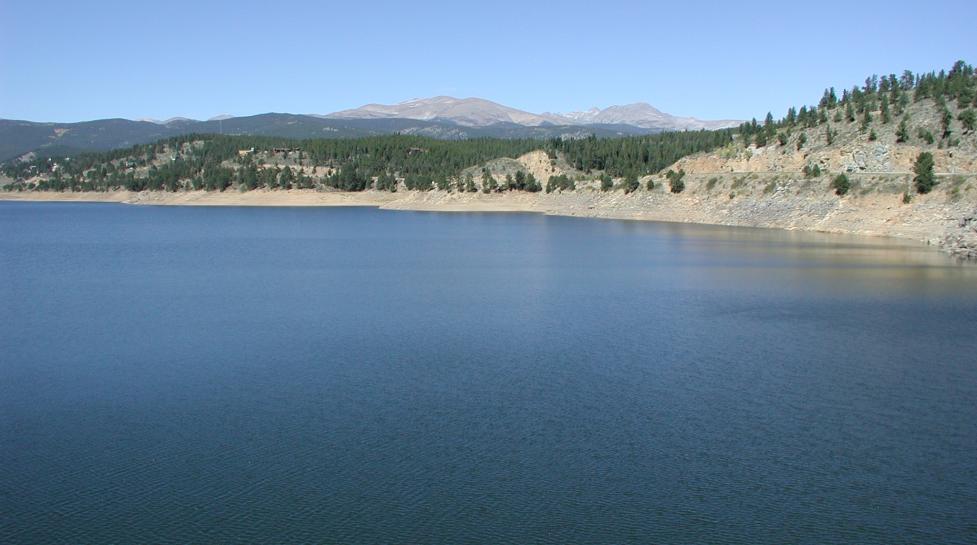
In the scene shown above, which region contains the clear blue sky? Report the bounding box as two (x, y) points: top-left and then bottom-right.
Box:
(2, 0), (976, 122)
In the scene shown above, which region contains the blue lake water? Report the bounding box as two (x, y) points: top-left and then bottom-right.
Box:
(2, 201), (976, 544)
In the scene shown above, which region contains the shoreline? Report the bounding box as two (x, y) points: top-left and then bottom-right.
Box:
(2, 189), (974, 257)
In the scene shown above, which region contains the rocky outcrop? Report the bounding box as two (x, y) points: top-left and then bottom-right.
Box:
(942, 211), (977, 259)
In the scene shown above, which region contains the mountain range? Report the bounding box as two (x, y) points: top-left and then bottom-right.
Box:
(0, 97), (740, 162)
(325, 96), (739, 130)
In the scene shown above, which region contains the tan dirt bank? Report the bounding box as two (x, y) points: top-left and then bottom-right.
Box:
(3, 185), (975, 259)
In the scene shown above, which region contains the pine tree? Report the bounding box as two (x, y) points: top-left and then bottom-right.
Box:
(959, 109), (976, 132)
(898, 93), (909, 112)
(786, 107), (797, 126)
(481, 170), (497, 193)
(796, 133), (807, 150)
(665, 169), (686, 193)
(896, 117), (910, 142)
(941, 107), (953, 138)
(960, 87), (976, 109)
(279, 166), (294, 189)
(861, 109), (873, 130)
(623, 174), (639, 194)
(913, 152), (936, 194)
(831, 174), (851, 196)
(917, 127), (935, 145)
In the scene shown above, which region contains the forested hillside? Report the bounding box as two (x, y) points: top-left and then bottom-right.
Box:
(0, 115), (661, 163)
(0, 130), (731, 194)
(668, 61), (977, 201)
(735, 60), (976, 153)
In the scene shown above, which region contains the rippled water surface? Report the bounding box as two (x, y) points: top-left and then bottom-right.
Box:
(2, 202), (976, 544)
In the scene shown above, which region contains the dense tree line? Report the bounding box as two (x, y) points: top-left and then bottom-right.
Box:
(2, 128), (734, 194)
(550, 130), (733, 178)
(545, 174), (575, 193)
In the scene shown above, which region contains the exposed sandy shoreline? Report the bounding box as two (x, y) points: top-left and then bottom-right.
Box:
(0, 189), (400, 208)
(0, 189), (549, 212)
(2, 189), (975, 256)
